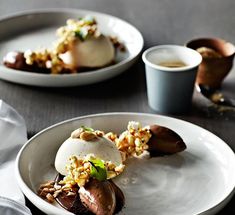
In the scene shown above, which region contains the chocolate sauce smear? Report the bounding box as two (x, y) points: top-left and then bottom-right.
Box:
(3, 51), (116, 74)
(3, 51), (51, 74)
(109, 180), (125, 214)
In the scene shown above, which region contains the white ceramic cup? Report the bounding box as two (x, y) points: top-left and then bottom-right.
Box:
(142, 45), (202, 114)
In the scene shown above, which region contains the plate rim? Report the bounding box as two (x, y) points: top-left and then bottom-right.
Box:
(15, 112), (235, 215)
(0, 8), (144, 86)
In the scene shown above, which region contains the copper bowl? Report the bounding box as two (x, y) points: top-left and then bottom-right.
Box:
(186, 38), (235, 88)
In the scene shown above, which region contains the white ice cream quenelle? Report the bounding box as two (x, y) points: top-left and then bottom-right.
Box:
(59, 35), (115, 69)
(55, 135), (122, 176)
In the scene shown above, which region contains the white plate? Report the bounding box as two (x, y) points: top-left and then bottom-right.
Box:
(0, 9), (143, 87)
(16, 113), (235, 215)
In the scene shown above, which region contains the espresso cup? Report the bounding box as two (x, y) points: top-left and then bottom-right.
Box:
(142, 45), (202, 114)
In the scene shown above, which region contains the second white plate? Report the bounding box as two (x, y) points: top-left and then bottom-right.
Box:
(0, 9), (143, 87)
(16, 113), (235, 215)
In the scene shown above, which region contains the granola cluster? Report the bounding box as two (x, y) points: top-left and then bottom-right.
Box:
(70, 126), (104, 140)
(106, 121), (152, 158)
(62, 154), (124, 187)
(38, 180), (77, 203)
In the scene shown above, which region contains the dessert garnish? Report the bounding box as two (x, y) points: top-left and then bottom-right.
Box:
(38, 121), (186, 214)
(3, 16), (125, 74)
(147, 124), (186, 156)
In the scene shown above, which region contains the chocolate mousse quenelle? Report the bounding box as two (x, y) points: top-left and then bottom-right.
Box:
(38, 122), (186, 215)
(3, 16), (125, 74)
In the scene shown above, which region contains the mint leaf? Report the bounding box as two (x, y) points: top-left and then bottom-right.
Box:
(81, 126), (94, 132)
(89, 158), (107, 181)
(78, 16), (95, 24)
(75, 31), (86, 41)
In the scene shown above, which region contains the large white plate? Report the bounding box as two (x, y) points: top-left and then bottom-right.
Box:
(0, 9), (143, 87)
(16, 113), (235, 215)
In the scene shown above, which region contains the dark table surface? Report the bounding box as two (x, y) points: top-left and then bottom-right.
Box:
(0, 0), (235, 214)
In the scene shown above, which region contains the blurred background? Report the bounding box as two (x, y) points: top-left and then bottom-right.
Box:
(1, 0), (235, 47)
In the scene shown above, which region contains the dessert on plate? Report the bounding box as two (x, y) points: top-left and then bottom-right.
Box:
(3, 16), (125, 74)
(38, 121), (186, 215)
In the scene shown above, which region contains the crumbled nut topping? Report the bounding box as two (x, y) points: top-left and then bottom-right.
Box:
(109, 36), (126, 52)
(38, 179), (78, 203)
(108, 121), (152, 158)
(94, 130), (105, 137)
(62, 154), (124, 187)
(80, 131), (97, 141)
(71, 127), (101, 141)
(71, 127), (84, 138)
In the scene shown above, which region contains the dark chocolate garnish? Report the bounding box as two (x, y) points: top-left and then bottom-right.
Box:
(54, 174), (125, 215)
(55, 174), (93, 215)
(3, 51), (28, 70)
(79, 179), (116, 215)
(148, 125), (186, 156)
